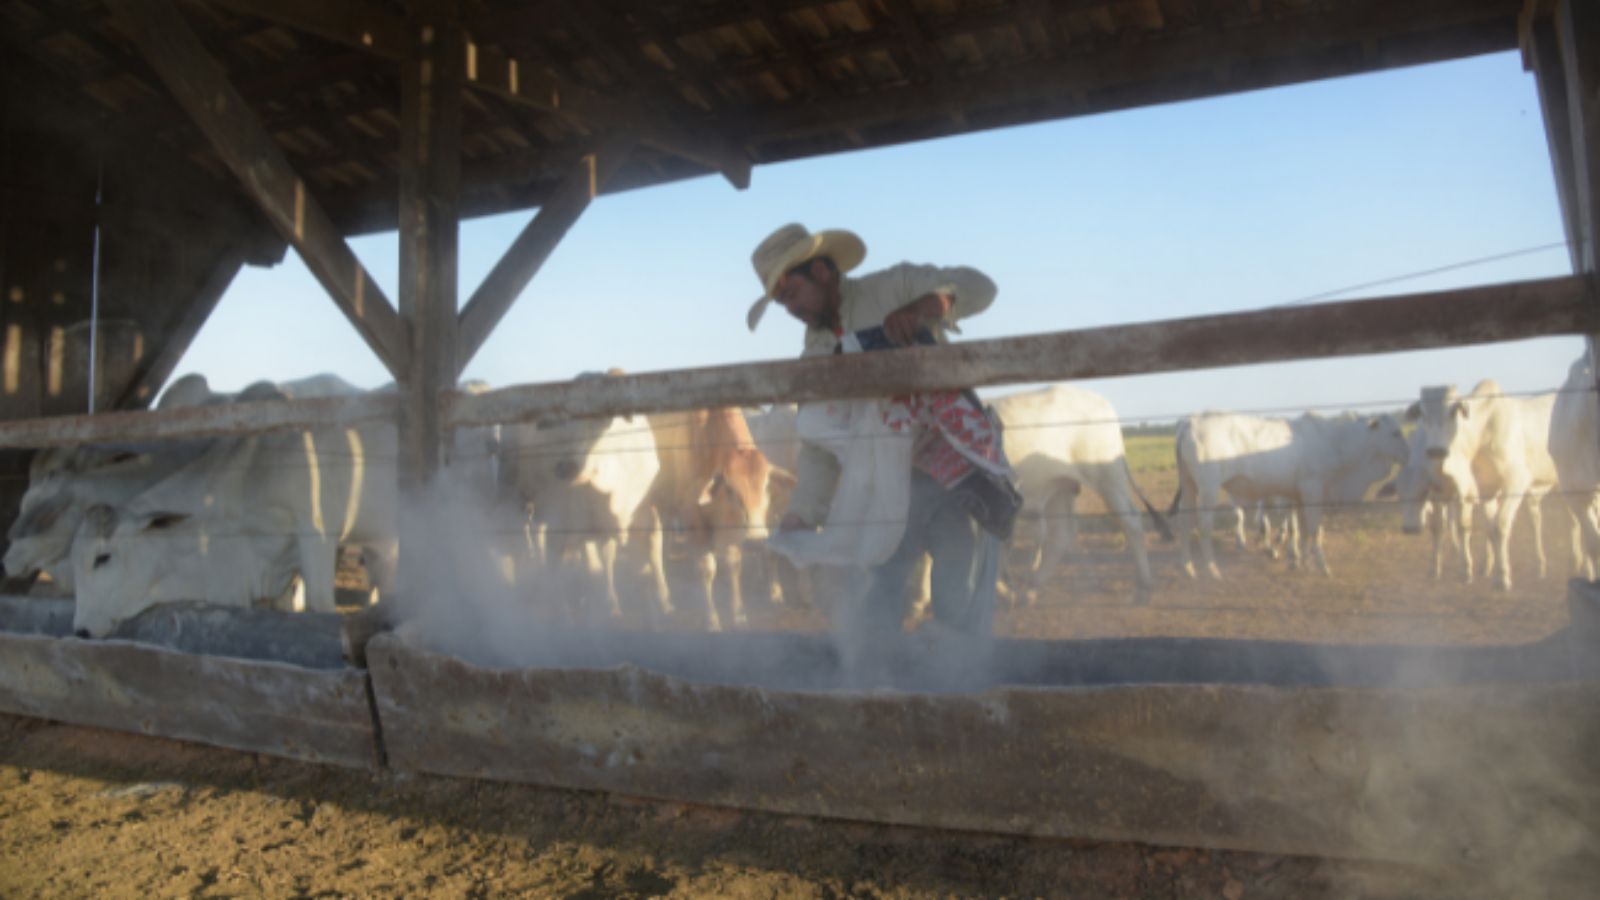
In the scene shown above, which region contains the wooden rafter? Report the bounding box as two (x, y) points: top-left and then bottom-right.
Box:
(734, 0), (1519, 142)
(883, 0), (966, 127)
(1554, 0), (1600, 278)
(198, 0), (409, 60)
(107, 0), (411, 379)
(465, 42), (751, 189)
(397, 0), (463, 482)
(456, 135), (636, 371)
(193, 0), (752, 189)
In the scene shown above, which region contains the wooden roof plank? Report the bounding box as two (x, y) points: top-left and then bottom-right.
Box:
(196, 0), (409, 60)
(108, 0), (411, 379)
(738, 0), (1520, 143)
(466, 42), (752, 189)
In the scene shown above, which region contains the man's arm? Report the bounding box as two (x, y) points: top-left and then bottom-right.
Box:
(879, 263), (997, 344)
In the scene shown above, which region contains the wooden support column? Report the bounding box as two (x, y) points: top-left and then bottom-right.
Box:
(397, 0), (462, 488)
(1549, 0), (1600, 434)
(455, 135), (634, 372)
(108, 0), (410, 380)
(1554, 0), (1600, 281)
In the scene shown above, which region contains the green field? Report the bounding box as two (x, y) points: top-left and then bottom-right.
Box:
(1122, 432), (1175, 475)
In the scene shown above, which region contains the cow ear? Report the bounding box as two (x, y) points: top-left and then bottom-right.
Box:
(142, 512), (190, 531)
(1453, 402), (1470, 420)
(1376, 480), (1397, 499)
(1367, 417), (1381, 431)
(1404, 402), (1421, 421)
(768, 467), (798, 490)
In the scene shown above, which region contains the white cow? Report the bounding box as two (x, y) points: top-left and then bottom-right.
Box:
(498, 378), (669, 622)
(70, 391), (398, 637)
(4, 374), (361, 591)
(1378, 425), (1476, 580)
(1551, 354), (1600, 580)
(1407, 381), (1567, 591)
(1171, 411), (1408, 579)
(990, 386), (1171, 596)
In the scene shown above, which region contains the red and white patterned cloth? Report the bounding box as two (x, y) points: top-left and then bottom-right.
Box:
(882, 391), (1010, 489)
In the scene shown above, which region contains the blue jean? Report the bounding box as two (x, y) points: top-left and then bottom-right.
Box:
(856, 471), (999, 637)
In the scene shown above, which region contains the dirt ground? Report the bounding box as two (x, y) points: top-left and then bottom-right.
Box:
(1, 446), (1583, 897)
(0, 713), (1491, 899)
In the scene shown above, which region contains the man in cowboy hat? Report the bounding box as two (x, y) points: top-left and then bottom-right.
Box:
(748, 223), (1007, 639)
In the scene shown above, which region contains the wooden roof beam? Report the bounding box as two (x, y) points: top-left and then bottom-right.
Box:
(108, 0), (411, 380)
(196, 0), (751, 189)
(736, 0), (1520, 142)
(197, 0), (410, 60)
(749, 0), (865, 145)
(883, 0), (966, 128)
(464, 42), (751, 189)
(456, 135), (636, 371)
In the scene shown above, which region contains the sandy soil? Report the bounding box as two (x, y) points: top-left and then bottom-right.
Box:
(0, 714), (1472, 899)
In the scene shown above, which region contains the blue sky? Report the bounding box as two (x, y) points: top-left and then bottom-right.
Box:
(178, 50), (1578, 424)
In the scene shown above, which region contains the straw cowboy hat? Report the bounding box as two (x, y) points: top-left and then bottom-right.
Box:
(746, 223), (867, 331)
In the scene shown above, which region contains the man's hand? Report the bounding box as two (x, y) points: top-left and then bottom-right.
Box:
(883, 291), (953, 345)
(779, 513), (815, 533)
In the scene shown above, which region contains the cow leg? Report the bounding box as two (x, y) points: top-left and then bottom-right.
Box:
(1096, 474), (1151, 592)
(1526, 493), (1548, 580)
(908, 555), (934, 618)
(1481, 497), (1502, 581)
(296, 536), (340, 613)
(1489, 490), (1524, 592)
(762, 547), (786, 606)
(598, 539), (625, 620)
(722, 543), (748, 629)
(1026, 488), (1078, 604)
(1458, 497), (1476, 583)
(697, 550), (722, 632)
(1258, 505), (1278, 558)
(1428, 502), (1447, 580)
(1296, 486), (1330, 576)
(646, 507), (673, 617)
(1232, 505), (1250, 550)
(1173, 474), (1201, 579)
(1195, 485), (1222, 580)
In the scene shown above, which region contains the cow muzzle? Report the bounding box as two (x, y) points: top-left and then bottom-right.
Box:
(1424, 447), (1448, 461)
(553, 460), (581, 482)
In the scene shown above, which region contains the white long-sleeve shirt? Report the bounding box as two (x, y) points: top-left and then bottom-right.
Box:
(786, 261), (997, 525)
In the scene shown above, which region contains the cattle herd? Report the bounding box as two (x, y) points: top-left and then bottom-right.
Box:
(5, 355), (1599, 639)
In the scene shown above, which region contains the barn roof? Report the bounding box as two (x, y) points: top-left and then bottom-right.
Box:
(2, 0), (1524, 236)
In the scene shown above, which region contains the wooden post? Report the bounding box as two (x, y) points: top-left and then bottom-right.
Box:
(397, 0), (462, 487)
(394, 0), (462, 619)
(1551, 0), (1600, 437)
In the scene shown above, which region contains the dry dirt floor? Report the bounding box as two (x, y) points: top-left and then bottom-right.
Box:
(1, 713), (1495, 899)
(1, 449), (1583, 897)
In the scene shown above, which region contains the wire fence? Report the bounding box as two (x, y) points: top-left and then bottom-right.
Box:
(3, 239), (1594, 548)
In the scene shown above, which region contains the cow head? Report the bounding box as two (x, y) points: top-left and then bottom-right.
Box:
(5, 445), (155, 587)
(1406, 386), (1469, 471)
(70, 505), (191, 638)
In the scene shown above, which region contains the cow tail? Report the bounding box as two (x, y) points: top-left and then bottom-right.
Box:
(1165, 421), (1190, 521)
(1122, 457), (1175, 543)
